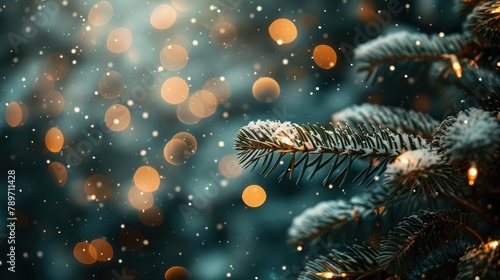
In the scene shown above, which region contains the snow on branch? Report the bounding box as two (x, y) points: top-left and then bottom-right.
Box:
(332, 103), (439, 139)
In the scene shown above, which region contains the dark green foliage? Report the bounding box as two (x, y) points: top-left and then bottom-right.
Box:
(457, 241), (500, 279)
(298, 244), (384, 280)
(464, 1), (500, 47)
(377, 210), (482, 277)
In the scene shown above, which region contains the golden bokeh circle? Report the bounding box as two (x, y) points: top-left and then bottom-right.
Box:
(242, 185), (267, 208)
(107, 27), (132, 53)
(188, 90), (217, 118)
(133, 166), (161, 192)
(160, 44), (188, 71)
(164, 139), (190, 165)
(172, 132), (197, 157)
(48, 161), (68, 187)
(41, 90), (65, 117)
(104, 104), (131, 131)
(176, 100), (201, 125)
(268, 18), (297, 45)
(5, 101), (22, 127)
(150, 4), (177, 30)
(165, 266), (190, 280)
(99, 71), (124, 99)
(90, 239), (113, 261)
(210, 22), (238, 47)
(45, 127), (64, 153)
(88, 1), (113, 26)
(313, 44), (337, 70)
(73, 242), (97, 265)
(128, 185), (154, 210)
(252, 77), (280, 103)
(161, 77), (189, 104)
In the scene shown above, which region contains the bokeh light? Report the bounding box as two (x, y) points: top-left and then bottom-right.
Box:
(188, 90), (217, 118)
(88, 1), (113, 26)
(165, 266), (190, 280)
(161, 77), (189, 104)
(90, 239), (113, 261)
(312, 44), (337, 70)
(133, 166), (161, 192)
(171, 0), (196, 12)
(172, 132), (197, 157)
(176, 100), (201, 125)
(160, 44), (188, 71)
(252, 77), (280, 103)
(84, 174), (112, 201)
(210, 22), (238, 47)
(150, 4), (177, 30)
(268, 18), (297, 45)
(107, 27), (133, 53)
(45, 127), (64, 153)
(242, 185), (267, 208)
(219, 154), (244, 178)
(73, 242), (97, 265)
(40, 90), (65, 117)
(99, 71), (124, 99)
(104, 104), (131, 131)
(5, 101), (22, 127)
(47, 161), (67, 187)
(164, 139), (191, 165)
(128, 185), (154, 210)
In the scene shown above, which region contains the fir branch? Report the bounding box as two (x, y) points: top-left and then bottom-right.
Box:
(287, 184), (390, 246)
(465, 1), (500, 47)
(377, 209), (483, 277)
(433, 108), (500, 166)
(234, 120), (427, 187)
(457, 240), (500, 279)
(332, 103), (439, 139)
(384, 149), (465, 200)
(409, 240), (472, 280)
(434, 63), (500, 112)
(354, 31), (468, 82)
(298, 244), (386, 280)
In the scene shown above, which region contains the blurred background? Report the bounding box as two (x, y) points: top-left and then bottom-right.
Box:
(0, 0), (461, 279)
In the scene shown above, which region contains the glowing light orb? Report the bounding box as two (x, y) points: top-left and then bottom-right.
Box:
(242, 185), (267, 208)
(48, 162), (67, 186)
(90, 239), (113, 261)
(268, 18), (297, 45)
(210, 22), (238, 47)
(45, 127), (64, 153)
(165, 266), (190, 280)
(104, 104), (131, 131)
(313, 44), (337, 70)
(107, 27), (132, 53)
(88, 1), (113, 26)
(73, 242), (97, 265)
(99, 71), (124, 99)
(252, 77), (280, 103)
(151, 4), (177, 30)
(161, 77), (189, 104)
(5, 101), (22, 127)
(133, 166), (160, 192)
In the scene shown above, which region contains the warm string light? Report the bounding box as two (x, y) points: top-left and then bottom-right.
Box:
(467, 164), (478, 186)
(315, 272), (334, 279)
(487, 240), (499, 249)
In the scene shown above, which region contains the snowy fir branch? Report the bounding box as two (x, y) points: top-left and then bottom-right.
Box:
(332, 103), (439, 139)
(433, 108), (500, 167)
(354, 31), (468, 82)
(234, 120), (426, 187)
(233, 1), (500, 278)
(383, 149), (465, 200)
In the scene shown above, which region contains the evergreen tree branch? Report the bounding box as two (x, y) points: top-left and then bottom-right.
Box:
(457, 240), (500, 279)
(454, 0), (489, 18)
(409, 240), (472, 280)
(377, 209), (483, 277)
(298, 244), (386, 280)
(354, 31), (469, 82)
(234, 120), (427, 187)
(287, 184), (390, 246)
(332, 103), (439, 139)
(465, 1), (500, 47)
(433, 108), (500, 167)
(383, 149), (466, 200)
